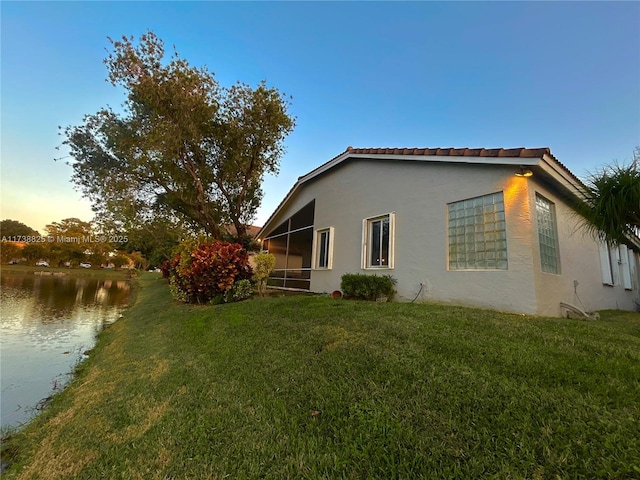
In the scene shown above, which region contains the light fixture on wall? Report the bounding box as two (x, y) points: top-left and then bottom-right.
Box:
(515, 166), (533, 177)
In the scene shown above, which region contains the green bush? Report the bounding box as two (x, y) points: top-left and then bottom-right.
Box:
(225, 279), (254, 303)
(340, 273), (397, 301)
(208, 294), (225, 306)
(252, 252), (276, 296)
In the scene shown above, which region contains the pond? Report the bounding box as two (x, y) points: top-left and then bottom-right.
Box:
(0, 272), (130, 431)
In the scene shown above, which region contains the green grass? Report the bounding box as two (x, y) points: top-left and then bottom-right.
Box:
(2, 274), (639, 479)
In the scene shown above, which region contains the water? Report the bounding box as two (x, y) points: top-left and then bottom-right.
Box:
(0, 272), (130, 430)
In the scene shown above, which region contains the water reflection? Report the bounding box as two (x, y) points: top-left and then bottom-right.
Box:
(1, 273), (130, 430)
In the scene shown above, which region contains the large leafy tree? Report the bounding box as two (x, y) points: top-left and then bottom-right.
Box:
(574, 147), (640, 247)
(62, 31), (295, 240)
(45, 218), (96, 265)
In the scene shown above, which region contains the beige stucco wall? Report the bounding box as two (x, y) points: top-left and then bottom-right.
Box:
(321, 161), (540, 313)
(264, 160), (536, 313)
(262, 159), (639, 316)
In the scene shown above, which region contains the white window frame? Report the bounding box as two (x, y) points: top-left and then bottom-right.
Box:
(361, 212), (395, 270)
(629, 249), (639, 291)
(312, 226), (334, 270)
(599, 242), (629, 287)
(599, 243), (615, 286)
(619, 244), (633, 290)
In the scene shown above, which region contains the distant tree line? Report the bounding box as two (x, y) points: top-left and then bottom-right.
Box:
(1, 218), (153, 268)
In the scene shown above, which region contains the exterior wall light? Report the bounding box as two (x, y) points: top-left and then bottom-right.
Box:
(515, 167), (533, 177)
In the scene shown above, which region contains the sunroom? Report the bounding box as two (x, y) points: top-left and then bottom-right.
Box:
(260, 200), (315, 290)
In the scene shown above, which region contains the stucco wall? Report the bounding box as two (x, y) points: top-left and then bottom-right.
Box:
(264, 160), (540, 314)
(262, 159), (639, 316)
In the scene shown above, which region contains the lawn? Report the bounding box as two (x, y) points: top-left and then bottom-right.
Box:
(2, 274), (639, 479)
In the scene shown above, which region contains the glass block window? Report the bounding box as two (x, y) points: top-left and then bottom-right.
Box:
(448, 192), (508, 270)
(536, 194), (560, 274)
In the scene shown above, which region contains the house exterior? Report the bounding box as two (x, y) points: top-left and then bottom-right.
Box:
(257, 147), (640, 316)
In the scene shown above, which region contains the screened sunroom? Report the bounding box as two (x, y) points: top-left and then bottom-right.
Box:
(261, 201), (315, 290)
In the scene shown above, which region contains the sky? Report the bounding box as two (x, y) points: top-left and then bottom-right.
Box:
(1, 1), (639, 235)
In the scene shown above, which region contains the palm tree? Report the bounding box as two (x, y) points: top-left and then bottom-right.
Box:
(574, 147), (640, 247)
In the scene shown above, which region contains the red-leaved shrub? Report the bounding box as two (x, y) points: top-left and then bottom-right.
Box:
(167, 240), (253, 304)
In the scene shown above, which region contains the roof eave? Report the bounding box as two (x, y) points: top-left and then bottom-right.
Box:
(536, 153), (640, 252)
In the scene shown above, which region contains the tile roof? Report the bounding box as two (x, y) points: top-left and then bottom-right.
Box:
(344, 146), (553, 158)
(302, 146), (580, 185)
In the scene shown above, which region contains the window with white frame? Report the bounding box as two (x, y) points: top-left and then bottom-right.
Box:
(448, 192), (507, 270)
(599, 243), (634, 290)
(619, 244), (633, 290)
(535, 194), (560, 274)
(314, 227), (334, 269)
(599, 243), (615, 286)
(362, 213), (395, 269)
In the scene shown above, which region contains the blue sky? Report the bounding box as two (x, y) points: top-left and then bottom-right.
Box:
(2, 1), (639, 234)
